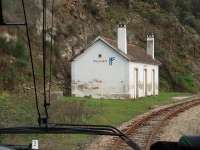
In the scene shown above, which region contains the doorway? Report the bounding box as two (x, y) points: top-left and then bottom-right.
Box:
(134, 68), (139, 98)
(152, 69), (155, 95)
(144, 69), (147, 96)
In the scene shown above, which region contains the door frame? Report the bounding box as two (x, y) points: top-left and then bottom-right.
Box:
(134, 68), (139, 98)
(144, 69), (147, 96)
(152, 69), (155, 95)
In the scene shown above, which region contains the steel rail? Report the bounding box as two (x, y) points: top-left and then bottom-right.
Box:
(112, 98), (200, 150)
(145, 99), (200, 150)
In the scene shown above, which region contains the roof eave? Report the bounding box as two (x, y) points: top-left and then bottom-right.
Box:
(131, 59), (161, 66)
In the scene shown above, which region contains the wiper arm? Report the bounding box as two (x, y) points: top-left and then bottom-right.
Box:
(0, 144), (31, 150)
(0, 124), (141, 150)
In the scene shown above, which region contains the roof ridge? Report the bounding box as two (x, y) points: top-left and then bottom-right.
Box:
(71, 36), (161, 65)
(101, 36), (138, 47)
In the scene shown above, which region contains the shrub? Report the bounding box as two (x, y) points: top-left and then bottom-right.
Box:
(0, 37), (28, 67)
(0, 38), (13, 52)
(144, 11), (163, 25)
(191, 0), (200, 18)
(84, 0), (107, 18)
(14, 40), (28, 60)
(183, 14), (196, 27)
(0, 65), (16, 91)
(193, 19), (200, 33)
(0, 37), (29, 90)
(176, 0), (192, 12)
(49, 100), (96, 124)
(157, 0), (176, 12)
(143, 11), (173, 26)
(106, 6), (128, 25)
(175, 73), (199, 93)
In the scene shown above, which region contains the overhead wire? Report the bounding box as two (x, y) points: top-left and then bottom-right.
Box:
(42, 0), (49, 126)
(48, 0), (55, 106)
(0, 1), (143, 149)
(21, 0), (41, 126)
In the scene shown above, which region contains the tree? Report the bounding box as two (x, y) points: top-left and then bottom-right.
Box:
(191, 0), (200, 18)
(176, 0), (191, 12)
(157, 0), (176, 12)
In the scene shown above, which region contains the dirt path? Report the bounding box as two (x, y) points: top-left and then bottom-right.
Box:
(158, 105), (200, 142)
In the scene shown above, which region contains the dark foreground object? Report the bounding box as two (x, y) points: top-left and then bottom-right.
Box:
(0, 124), (141, 150)
(0, 145), (31, 150)
(151, 142), (198, 150)
(151, 136), (200, 150)
(179, 136), (200, 149)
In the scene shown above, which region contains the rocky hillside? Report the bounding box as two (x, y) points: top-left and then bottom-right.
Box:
(1, 0), (200, 93)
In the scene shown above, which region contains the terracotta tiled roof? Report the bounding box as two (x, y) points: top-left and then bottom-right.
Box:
(71, 36), (161, 65)
(103, 37), (161, 65)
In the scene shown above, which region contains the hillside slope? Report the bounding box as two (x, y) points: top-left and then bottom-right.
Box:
(1, 0), (200, 93)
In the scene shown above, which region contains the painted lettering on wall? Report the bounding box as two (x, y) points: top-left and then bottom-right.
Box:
(109, 57), (116, 66)
(93, 60), (107, 63)
(93, 57), (116, 65)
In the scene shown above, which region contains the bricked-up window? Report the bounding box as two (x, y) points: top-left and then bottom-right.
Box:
(98, 54), (102, 58)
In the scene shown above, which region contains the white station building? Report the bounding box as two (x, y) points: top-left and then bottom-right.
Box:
(71, 24), (161, 99)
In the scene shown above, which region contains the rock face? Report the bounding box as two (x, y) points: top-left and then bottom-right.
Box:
(1, 0), (200, 93)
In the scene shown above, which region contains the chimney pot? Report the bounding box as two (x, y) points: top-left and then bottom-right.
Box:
(117, 24), (127, 54)
(147, 33), (155, 59)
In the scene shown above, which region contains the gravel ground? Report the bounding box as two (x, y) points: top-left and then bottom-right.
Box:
(159, 105), (200, 142)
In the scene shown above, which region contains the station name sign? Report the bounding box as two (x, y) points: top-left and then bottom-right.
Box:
(93, 57), (116, 66)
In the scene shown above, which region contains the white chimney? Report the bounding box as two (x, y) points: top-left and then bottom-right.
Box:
(147, 33), (155, 59)
(117, 24), (127, 54)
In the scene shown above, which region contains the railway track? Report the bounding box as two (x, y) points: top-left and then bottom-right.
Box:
(110, 97), (200, 150)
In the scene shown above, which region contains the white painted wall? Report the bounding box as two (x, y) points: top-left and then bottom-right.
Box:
(128, 62), (159, 98)
(71, 40), (130, 99)
(71, 39), (159, 99)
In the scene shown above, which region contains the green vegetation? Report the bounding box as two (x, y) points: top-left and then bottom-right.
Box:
(0, 92), (191, 149)
(107, 5), (129, 25)
(1, 0), (200, 93)
(64, 92), (190, 125)
(0, 37), (28, 65)
(175, 73), (199, 93)
(0, 1), (199, 148)
(142, 0), (200, 33)
(0, 37), (29, 90)
(103, 0), (200, 92)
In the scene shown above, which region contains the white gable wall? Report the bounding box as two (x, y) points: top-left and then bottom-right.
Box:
(71, 40), (130, 99)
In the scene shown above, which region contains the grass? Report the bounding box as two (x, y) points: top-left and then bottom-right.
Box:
(64, 92), (191, 126)
(0, 91), (191, 149)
